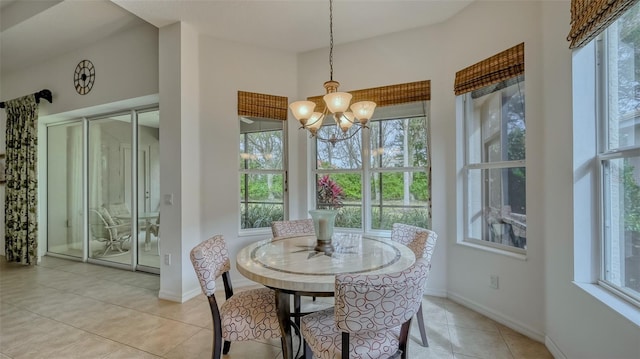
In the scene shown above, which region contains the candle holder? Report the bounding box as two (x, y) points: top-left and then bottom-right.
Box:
(309, 209), (338, 255)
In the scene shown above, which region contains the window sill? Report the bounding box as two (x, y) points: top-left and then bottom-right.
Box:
(573, 282), (640, 328)
(457, 240), (527, 261)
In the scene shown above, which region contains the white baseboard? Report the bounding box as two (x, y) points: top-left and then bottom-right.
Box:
(159, 287), (201, 303)
(424, 288), (447, 297)
(545, 335), (566, 359)
(447, 291), (546, 343)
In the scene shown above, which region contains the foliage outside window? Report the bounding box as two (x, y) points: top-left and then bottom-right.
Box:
(239, 118), (285, 229)
(462, 76), (527, 252)
(314, 104), (430, 231)
(598, 2), (640, 303)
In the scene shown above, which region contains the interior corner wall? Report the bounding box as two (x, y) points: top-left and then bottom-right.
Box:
(197, 35), (298, 288)
(296, 0), (546, 342)
(542, 2), (640, 358)
(157, 21), (204, 302)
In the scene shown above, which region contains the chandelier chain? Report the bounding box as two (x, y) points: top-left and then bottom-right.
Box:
(329, 0), (334, 81)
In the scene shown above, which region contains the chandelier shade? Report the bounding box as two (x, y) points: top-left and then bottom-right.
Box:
(289, 100), (316, 125)
(289, 0), (376, 145)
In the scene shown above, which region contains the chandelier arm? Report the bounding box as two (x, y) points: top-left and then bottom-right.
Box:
(313, 124), (363, 144)
(329, 0), (333, 81)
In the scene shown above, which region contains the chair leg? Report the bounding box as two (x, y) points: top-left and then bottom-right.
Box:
(416, 303), (429, 347)
(212, 325), (222, 359)
(222, 341), (231, 355)
(294, 294), (301, 328)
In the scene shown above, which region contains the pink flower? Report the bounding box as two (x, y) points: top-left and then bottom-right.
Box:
(317, 175), (344, 209)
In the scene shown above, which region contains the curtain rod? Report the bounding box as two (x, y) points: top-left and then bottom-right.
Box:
(0, 89), (53, 109)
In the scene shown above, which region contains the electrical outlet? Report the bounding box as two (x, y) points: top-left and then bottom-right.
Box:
(490, 275), (499, 289)
(164, 254), (171, 266)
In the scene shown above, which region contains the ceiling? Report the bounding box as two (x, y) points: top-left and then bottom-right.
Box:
(1, 0), (473, 75)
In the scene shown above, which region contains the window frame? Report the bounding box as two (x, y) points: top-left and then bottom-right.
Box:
(239, 117), (288, 232)
(460, 78), (527, 255)
(312, 104), (431, 235)
(596, 23), (640, 306)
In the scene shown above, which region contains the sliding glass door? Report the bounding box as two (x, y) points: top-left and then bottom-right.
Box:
(47, 121), (83, 258)
(46, 107), (160, 272)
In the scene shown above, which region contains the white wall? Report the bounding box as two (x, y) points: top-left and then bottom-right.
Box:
(543, 2), (640, 358)
(443, 1), (546, 339)
(197, 35), (298, 288)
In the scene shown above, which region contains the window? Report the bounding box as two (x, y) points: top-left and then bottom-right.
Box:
(455, 43), (526, 253)
(314, 102), (430, 232)
(598, 2), (640, 303)
(238, 91), (288, 230)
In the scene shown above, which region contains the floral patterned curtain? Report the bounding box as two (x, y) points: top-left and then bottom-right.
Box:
(4, 95), (38, 265)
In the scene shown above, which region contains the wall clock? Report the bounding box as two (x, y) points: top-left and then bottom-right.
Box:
(73, 60), (95, 95)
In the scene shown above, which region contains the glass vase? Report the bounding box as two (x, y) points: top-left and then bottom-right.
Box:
(309, 209), (338, 255)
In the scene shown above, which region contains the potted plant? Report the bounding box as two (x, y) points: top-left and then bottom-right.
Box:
(310, 175), (344, 254)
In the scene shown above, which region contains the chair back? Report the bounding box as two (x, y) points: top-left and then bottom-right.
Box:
(190, 235), (232, 296)
(334, 258), (430, 333)
(89, 208), (111, 240)
(391, 223), (438, 262)
(106, 203), (131, 224)
(271, 218), (314, 237)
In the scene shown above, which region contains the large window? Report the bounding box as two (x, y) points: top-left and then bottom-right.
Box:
(314, 102), (430, 231)
(462, 77), (526, 252)
(239, 117), (286, 230)
(599, 2), (640, 303)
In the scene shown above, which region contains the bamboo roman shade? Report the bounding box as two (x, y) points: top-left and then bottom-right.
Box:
(567, 0), (639, 49)
(238, 91), (288, 121)
(454, 43), (524, 96)
(307, 80), (430, 113)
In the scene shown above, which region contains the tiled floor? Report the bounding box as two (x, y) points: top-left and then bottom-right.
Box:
(0, 256), (553, 359)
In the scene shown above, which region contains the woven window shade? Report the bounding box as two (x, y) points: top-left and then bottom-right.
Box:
(238, 91), (288, 121)
(567, 0), (638, 49)
(307, 80), (430, 113)
(454, 43), (524, 96)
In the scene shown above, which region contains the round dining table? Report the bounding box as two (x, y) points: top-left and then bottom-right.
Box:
(236, 233), (416, 359)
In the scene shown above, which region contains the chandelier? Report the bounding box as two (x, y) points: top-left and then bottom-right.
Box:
(288, 0), (376, 145)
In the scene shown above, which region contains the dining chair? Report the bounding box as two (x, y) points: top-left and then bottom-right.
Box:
(190, 235), (281, 359)
(301, 258), (431, 359)
(391, 223), (438, 347)
(271, 218), (314, 237)
(271, 218), (318, 328)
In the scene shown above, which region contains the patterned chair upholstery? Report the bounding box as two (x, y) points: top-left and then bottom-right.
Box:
(190, 235), (281, 359)
(301, 259), (430, 359)
(391, 223), (438, 347)
(271, 218), (315, 237)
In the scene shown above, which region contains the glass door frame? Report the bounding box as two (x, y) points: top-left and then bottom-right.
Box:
(45, 105), (159, 274)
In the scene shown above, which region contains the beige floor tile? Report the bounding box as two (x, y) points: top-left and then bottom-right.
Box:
(101, 346), (163, 359)
(3, 316), (87, 358)
(0, 257), (554, 359)
(130, 320), (202, 356)
(21, 333), (123, 359)
(163, 328), (213, 359)
(409, 319), (453, 353)
(502, 333), (554, 359)
(407, 346), (456, 359)
(449, 326), (514, 359)
(446, 302), (500, 333)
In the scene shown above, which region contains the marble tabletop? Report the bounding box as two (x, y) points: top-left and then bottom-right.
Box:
(236, 233), (416, 293)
